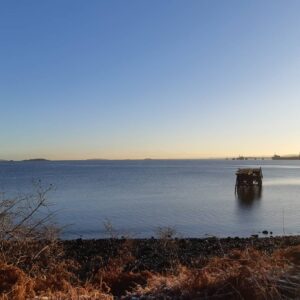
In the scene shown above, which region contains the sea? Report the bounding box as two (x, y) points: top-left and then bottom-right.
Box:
(0, 159), (299, 239)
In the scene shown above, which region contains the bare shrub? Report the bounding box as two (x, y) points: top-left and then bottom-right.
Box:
(0, 180), (57, 241)
(156, 226), (177, 240)
(103, 219), (119, 239)
(155, 226), (180, 271)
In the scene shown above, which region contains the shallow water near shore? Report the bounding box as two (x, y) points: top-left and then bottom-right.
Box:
(0, 159), (300, 239)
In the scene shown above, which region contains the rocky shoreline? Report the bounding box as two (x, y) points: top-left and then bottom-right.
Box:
(1, 235), (299, 299)
(62, 235), (300, 272)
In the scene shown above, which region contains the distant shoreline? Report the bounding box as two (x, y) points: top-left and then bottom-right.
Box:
(0, 158), (271, 162)
(2, 157), (300, 162)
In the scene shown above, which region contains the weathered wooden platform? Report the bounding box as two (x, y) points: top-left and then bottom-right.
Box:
(235, 168), (263, 188)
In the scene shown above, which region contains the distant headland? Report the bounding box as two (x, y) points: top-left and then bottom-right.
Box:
(0, 158), (50, 163)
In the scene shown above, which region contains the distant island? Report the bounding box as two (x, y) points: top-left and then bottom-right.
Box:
(0, 158), (50, 163)
(22, 158), (50, 162)
(85, 158), (109, 161)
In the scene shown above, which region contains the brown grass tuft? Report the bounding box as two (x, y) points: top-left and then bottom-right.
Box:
(131, 247), (291, 299)
(0, 263), (34, 300)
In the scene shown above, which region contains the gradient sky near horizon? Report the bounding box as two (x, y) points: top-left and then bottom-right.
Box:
(1, 0), (300, 160)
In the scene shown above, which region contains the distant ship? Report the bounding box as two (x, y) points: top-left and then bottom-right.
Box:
(272, 154), (300, 160)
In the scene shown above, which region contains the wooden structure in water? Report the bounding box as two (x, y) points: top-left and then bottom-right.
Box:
(235, 168), (263, 189)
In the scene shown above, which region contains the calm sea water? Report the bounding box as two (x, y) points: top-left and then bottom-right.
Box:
(0, 160), (300, 239)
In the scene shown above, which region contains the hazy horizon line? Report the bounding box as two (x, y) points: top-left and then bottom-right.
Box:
(0, 156), (278, 162)
(2, 153), (299, 162)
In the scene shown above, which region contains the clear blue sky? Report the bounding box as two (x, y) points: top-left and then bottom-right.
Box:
(1, 0), (300, 160)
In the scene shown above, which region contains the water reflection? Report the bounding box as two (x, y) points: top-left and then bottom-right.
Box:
(236, 186), (262, 208)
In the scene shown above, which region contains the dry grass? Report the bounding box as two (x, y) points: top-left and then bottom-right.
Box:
(0, 259), (113, 300)
(0, 243), (298, 300)
(131, 247), (299, 300)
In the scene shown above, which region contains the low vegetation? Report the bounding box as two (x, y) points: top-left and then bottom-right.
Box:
(0, 240), (299, 299)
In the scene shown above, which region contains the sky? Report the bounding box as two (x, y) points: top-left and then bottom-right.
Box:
(1, 0), (300, 160)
